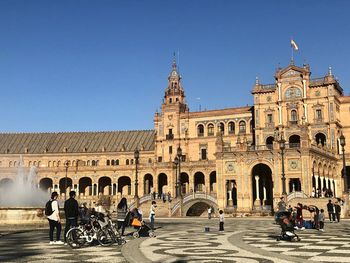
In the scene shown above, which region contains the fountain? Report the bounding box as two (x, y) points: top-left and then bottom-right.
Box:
(0, 156), (49, 226)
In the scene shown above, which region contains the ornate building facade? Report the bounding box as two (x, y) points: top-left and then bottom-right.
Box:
(0, 59), (349, 216)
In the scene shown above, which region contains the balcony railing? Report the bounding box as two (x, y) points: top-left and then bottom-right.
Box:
(166, 134), (174, 140)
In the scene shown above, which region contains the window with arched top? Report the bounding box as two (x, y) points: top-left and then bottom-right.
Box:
(126, 159), (129, 165)
(285, 87), (302, 99)
(197, 124), (204, 137)
(92, 160), (96, 166)
(290, 110), (298, 123)
(219, 123), (225, 134)
(228, 122), (235, 134)
(239, 121), (246, 134)
(116, 159), (119, 165)
(207, 123), (214, 136)
(106, 160), (110, 166)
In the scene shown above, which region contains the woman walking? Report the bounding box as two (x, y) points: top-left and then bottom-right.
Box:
(116, 198), (128, 236)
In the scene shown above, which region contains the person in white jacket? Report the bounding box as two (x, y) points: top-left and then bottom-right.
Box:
(47, 192), (63, 244)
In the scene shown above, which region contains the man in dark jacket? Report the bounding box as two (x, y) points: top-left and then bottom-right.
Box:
(335, 201), (341, 222)
(326, 200), (335, 222)
(64, 191), (79, 244)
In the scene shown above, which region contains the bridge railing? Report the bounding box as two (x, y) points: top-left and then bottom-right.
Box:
(171, 192), (218, 215)
(287, 191), (309, 202)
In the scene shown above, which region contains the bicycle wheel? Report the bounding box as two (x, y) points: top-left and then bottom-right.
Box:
(66, 228), (86, 249)
(97, 227), (115, 246)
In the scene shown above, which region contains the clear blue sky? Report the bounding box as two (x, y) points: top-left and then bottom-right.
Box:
(1, 1), (349, 132)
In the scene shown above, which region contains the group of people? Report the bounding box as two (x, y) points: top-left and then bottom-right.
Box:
(207, 207), (225, 232)
(152, 191), (172, 203)
(277, 197), (343, 233)
(311, 187), (334, 198)
(45, 192), (158, 244)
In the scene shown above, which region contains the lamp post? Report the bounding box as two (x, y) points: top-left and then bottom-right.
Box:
(177, 146), (182, 198)
(64, 160), (69, 201)
(279, 137), (287, 196)
(340, 133), (347, 193)
(174, 157), (179, 198)
(134, 149), (140, 199)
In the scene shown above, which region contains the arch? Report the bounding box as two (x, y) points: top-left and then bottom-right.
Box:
(194, 171), (205, 192)
(266, 136), (274, 149)
(197, 124), (204, 137)
(0, 178), (14, 189)
(180, 172), (189, 194)
(251, 163), (273, 208)
(239, 120), (246, 134)
(79, 177), (92, 196)
(209, 171), (216, 192)
(92, 160), (96, 166)
(158, 173), (168, 194)
(228, 121), (235, 134)
(59, 177), (72, 195)
(183, 199), (218, 217)
(39, 178), (52, 192)
(207, 123), (214, 136)
(106, 160), (110, 166)
(111, 160), (115, 165)
(289, 178), (301, 192)
(118, 176), (131, 196)
(315, 133), (326, 146)
(116, 159), (119, 165)
(98, 176), (112, 195)
(143, 173), (153, 195)
(289, 135), (300, 148)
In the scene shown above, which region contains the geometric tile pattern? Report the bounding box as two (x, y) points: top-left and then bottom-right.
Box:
(243, 221), (350, 263)
(0, 230), (127, 262)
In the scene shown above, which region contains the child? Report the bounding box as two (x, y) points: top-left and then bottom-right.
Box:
(318, 209), (325, 232)
(219, 210), (224, 232)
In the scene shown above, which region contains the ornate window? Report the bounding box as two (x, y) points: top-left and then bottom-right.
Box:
(197, 124), (204, 137)
(228, 122), (235, 134)
(239, 121), (246, 134)
(208, 123), (214, 136)
(285, 87), (302, 99)
(290, 110), (297, 122)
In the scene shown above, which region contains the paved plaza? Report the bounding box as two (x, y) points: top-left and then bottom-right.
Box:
(1, 218), (350, 263)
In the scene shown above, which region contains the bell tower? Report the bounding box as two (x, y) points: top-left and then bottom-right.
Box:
(162, 56), (188, 113)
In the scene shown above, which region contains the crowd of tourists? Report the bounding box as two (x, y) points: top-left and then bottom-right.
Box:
(45, 191), (157, 245)
(277, 196), (343, 233)
(311, 187), (334, 198)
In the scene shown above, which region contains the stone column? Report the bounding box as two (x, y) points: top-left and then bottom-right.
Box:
(330, 179), (335, 196)
(96, 183), (99, 196)
(334, 179), (338, 197)
(315, 174), (319, 192)
(228, 181), (233, 206)
(320, 177), (324, 197)
(76, 183), (79, 195)
(145, 179), (149, 195)
(262, 178), (267, 205)
(254, 176), (260, 206)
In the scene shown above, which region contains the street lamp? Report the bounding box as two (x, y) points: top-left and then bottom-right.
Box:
(279, 137), (287, 195)
(177, 146), (182, 198)
(174, 157), (179, 198)
(340, 133), (347, 193)
(134, 149), (140, 199)
(64, 160), (70, 201)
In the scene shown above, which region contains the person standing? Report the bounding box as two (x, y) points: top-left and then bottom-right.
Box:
(327, 200), (335, 222)
(335, 201), (341, 223)
(318, 209), (325, 232)
(116, 198), (128, 236)
(47, 192), (63, 244)
(64, 191), (79, 244)
(149, 201), (157, 230)
(277, 197), (286, 212)
(219, 210), (224, 232)
(208, 207), (212, 219)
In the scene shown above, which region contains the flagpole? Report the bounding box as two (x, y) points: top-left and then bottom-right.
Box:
(291, 38), (294, 64)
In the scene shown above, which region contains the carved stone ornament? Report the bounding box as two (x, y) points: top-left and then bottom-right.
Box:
(225, 162), (236, 173)
(288, 159), (300, 171)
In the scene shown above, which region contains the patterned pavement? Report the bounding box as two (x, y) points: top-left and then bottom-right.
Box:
(0, 230), (127, 263)
(243, 221), (350, 262)
(1, 219), (350, 262)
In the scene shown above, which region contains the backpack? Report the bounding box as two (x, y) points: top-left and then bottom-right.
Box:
(45, 200), (54, 216)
